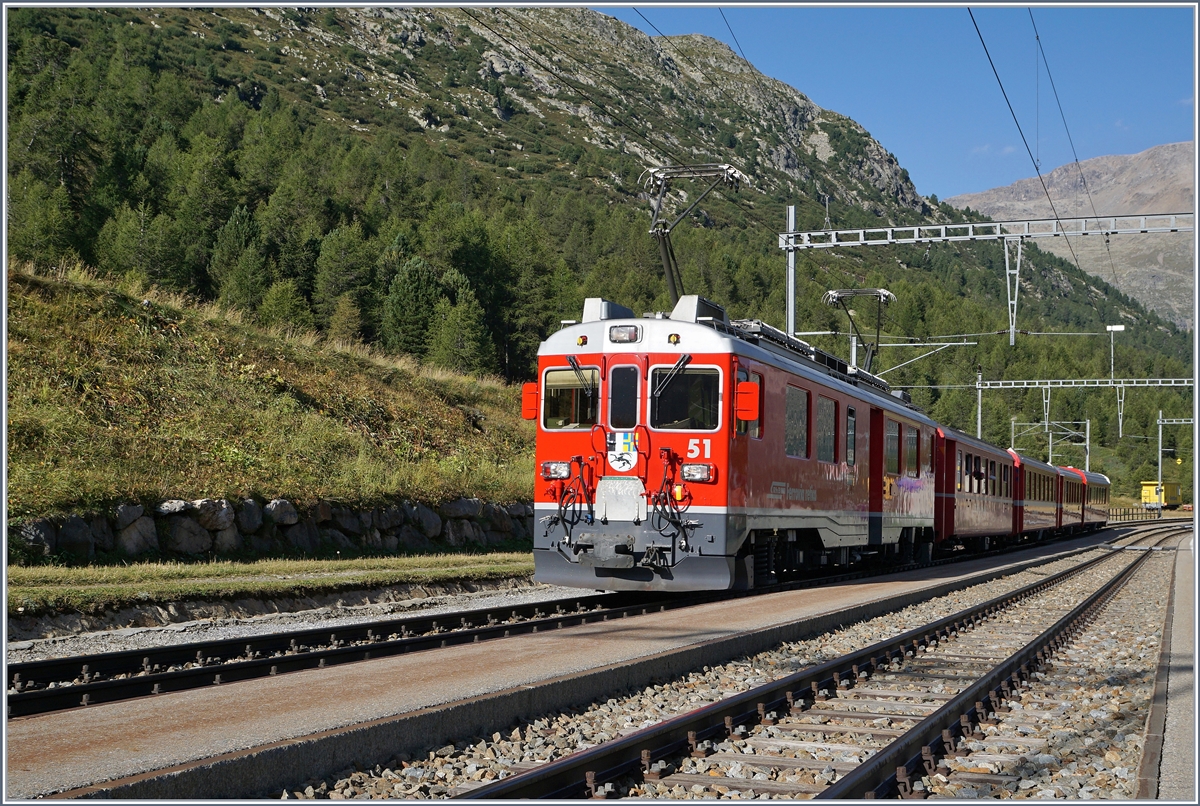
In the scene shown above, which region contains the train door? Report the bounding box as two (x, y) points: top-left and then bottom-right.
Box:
(868, 407), (884, 545)
(935, 432), (956, 541)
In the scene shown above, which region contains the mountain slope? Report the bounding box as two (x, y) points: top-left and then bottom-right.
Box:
(946, 142), (1195, 328)
(6, 7), (1192, 503)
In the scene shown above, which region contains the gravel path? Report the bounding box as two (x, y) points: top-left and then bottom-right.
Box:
(273, 546), (1136, 799)
(6, 584), (583, 664)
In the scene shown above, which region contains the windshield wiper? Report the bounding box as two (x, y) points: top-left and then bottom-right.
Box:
(567, 355), (593, 397)
(653, 354), (692, 398)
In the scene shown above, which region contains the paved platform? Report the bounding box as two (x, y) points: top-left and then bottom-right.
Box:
(1156, 529), (1195, 800)
(3, 532), (1130, 799)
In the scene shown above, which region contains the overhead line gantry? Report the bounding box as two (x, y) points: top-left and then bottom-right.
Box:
(778, 211), (1194, 346)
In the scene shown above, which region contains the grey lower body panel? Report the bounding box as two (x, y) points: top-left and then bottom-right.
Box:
(533, 547), (736, 592)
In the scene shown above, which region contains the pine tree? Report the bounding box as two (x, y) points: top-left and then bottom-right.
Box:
(380, 256), (441, 358)
(313, 221), (376, 326)
(327, 293), (362, 344)
(426, 289), (495, 375)
(258, 278), (315, 332)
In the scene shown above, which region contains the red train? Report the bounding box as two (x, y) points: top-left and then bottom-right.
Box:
(523, 295), (1110, 591)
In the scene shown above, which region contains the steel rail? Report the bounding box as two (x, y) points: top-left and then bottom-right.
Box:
(454, 524), (1182, 799)
(819, 526), (1188, 798)
(7, 521), (1163, 719)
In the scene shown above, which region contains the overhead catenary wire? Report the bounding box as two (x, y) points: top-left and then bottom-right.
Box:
(1028, 9), (1122, 287)
(967, 8), (1083, 275)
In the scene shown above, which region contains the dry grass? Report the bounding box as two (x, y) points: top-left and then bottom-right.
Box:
(8, 553), (535, 614)
(6, 267), (536, 521)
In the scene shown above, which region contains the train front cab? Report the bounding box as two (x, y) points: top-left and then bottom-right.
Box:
(527, 301), (750, 592)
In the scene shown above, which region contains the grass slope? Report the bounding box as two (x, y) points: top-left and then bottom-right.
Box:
(6, 266), (534, 520)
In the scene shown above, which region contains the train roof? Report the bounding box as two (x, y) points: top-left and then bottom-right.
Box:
(543, 295), (935, 424)
(1064, 467), (1112, 486)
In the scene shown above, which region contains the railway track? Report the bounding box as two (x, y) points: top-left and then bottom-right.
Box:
(5, 521), (1164, 719)
(450, 523), (1189, 799)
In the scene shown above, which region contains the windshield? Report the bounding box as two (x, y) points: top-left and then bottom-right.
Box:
(650, 367), (720, 430)
(543, 368), (599, 429)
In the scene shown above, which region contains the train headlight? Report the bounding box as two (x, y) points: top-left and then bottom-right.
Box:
(681, 463), (714, 482)
(541, 461), (571, 480)
(608, 325), (640, 343)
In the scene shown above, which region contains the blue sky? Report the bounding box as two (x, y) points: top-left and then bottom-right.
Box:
(594, 6), (1195, 199)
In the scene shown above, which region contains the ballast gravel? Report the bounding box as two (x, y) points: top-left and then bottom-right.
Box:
(6, 583), (583, 664)
(924, 547), (1172, 800)
(275, 546), (1150, 799)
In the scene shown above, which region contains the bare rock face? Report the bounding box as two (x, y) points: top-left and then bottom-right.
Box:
(166, 517), (212, 554)
(193, 498), (235, 531)
(117, 517), (158, 555)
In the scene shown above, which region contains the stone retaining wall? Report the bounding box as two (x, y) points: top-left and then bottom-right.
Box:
(9, 497), (535, 562)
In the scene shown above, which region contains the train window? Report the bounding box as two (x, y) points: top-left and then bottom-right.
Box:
(989, 461), (997, 496)
(885, 420), (900, 474)
(927, 433), (935, 472)
(974, 455), (982, 494)
(1002, 465), (1010, 498)
(816, 397), (837, 463)
(905, 426), (918, 477)
(956, 450), (963, 491)
(964, 453), (973, 492)
(608, 366), (639, 429)
(542, 367), (600, 430)
(650, 367), (720, 431)
(845, 408), (856, 466)
(785, 386), (809, 458)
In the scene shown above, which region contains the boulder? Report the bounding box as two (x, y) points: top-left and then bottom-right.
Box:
(360, 527), (383, 550)
(505, 502), (527, 519)
(57, 516), (94, 561)
(442, 519), (472, 547)
(264, 499), (299, 526)
(155, 499), (191, 516)
(482, 504), (513, 532)
(414, 503), (442, 538)
(165, 517), (212, 554)
(510, 518), (526, 541)
(376, 505), (406, 531)
(249, 530), (276, 554)
(439, 497), (484, 520)
(237, 499), (263, 534)
(333, 507), (362, 535)
(382, 533), (399, 553)
(314, 500), (333, 523)
(117, 516), (158, 555)
(213, 525), (242, 553)
(468, 521), (487, 545)
(485, 530), (508, 546)
(192, 498), (235, 531)
(114, 503), (144, 530)
(90, 514), (115, 552)
(359, 510), (375, 535)
(283, 519), (320, 554)
(320, 527), (354, 550)
(15, 519), (57, 556)
(402, 502), (421, 526)
(395, 524), (431, 552)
